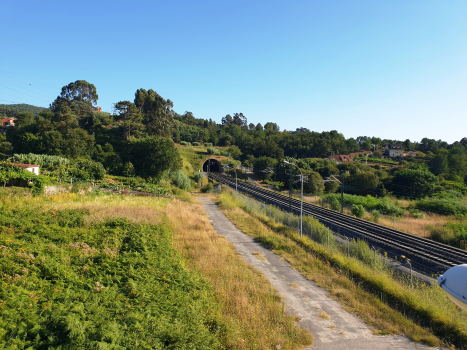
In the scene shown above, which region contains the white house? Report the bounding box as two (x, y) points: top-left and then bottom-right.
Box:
(383, 144), (404, 158)
(11, 163), (40, 175)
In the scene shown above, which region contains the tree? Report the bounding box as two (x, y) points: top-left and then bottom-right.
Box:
(228, 145), (242, 159)
(302, 170), (324, 195)
(430, 149), (448, 175)
(50, 80), (98, 118)
(264, 122), (279, 132)
(403, 139), (412, 150)
(221, 114), (233, 126)
(387, 169), (440, 198)
(114, 101), (143, 140)
(255, 123), (263, 131)
(348, 170), (380, 195)
(128, 137), (181, 178)
(346, 138), (359, 152)
(232, 113), (247, 128)
(134, 89), (174, 137)
(15, 112), (35, 126)
(448, 147), (467, 175)
(252, 156), (277, 180)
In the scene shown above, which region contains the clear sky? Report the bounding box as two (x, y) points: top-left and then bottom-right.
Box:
(1, 0), (466, 143)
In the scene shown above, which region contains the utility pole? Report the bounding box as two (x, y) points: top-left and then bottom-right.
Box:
(341, 170), (344, 214)
(289, 168), (292, 215)
(274, 163), (276, 192)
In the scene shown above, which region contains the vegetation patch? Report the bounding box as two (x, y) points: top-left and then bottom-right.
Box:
(217, 191), (467, 348)
(0, 205), (225, 349)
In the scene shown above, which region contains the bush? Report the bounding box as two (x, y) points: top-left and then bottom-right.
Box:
(193, 172), (204, 184)
(201, 182), (214, 193)
(324, 193), (404, 216)
(180, 141), (191, 146)
(71, 159), (106, 181)
(331, 198), (341, 212)
(170, 170), (192, 190)
(204, 142), (213, 147)
(351, 204), (365, 218)
(220, 150), (230, 157)
(207, 148), (218, 155)
(192, 142), (201, 146)
(415, 198), (467, 216)
(371, 210), (381, 222)
(408, 208), (424, 219)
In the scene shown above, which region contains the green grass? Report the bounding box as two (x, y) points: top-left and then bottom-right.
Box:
(0, 205), (225, 349)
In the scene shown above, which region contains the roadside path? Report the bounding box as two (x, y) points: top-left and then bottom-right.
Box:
(198, 197), (437, 350)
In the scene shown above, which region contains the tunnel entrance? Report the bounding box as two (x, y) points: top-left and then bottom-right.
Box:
(202, 158), (223, 173)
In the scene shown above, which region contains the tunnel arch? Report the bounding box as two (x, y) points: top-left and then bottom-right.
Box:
(202, 158), (224, 173)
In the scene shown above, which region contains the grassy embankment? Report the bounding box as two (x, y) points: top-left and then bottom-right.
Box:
(0, 190), (312, 349)
(216, 190), (467, 349)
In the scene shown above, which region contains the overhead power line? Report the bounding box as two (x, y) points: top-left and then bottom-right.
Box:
(0, 69), (57, 90)
(0, 79), (54, 99)
(0, 84), (50, 103)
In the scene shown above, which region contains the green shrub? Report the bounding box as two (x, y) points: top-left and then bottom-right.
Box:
(0, 211), (225, 349)
(351, 204), (365, 218)
(71, 159), (106, 181)
(220, 150), (230, 157)
(371, 209), (381, 221)
(192, 142), (201, 146)
(324, 193), (404, 216)
(193, 172), (204, 184)
(331, 198), (341, 212)
(204, 142), (213, 147)
(207, 148), (218, 155)
(201, 183), (214, 193)
(180, 141), (191, 146)
(408, 208), (424, 219)
(170, 170), (192, 190)
(415, 198), (467, 216)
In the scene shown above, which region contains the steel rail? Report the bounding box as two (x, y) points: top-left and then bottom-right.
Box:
(210, 173), (467, 270)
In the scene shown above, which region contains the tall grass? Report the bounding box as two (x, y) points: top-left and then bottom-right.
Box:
(217, 191), (467, 348)
(165, 197), (312, 349)
(1, 191), (312, 349)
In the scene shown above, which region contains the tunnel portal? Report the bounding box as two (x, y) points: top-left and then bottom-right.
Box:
(202, 158), (224, 173)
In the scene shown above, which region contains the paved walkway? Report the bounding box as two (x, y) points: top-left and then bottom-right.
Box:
(198, 197), (438, 350)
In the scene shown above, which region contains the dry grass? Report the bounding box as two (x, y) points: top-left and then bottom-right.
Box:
(319, 311), (331, 320)
(216, 191), (452, 347)
(162, 196), (313, 349)
(297, 194), (453, 238)
(253, 251), (267, 261)
(5, 192), (312, 349)
(377, 212), (451, 237)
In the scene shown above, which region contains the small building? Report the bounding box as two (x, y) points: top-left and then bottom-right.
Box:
(328, 155), (353, 164)
(11, 163), (40, 175)
(384, 144), (404, 158)
(1, 117), (16, 127)
(404, 151), (417, 157)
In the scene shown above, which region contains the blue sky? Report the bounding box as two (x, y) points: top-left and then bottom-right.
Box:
(1, 0), (466, 143)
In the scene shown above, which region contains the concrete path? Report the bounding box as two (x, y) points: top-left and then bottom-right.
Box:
(198, 197), (437, 350)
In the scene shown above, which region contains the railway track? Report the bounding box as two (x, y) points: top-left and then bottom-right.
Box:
(209, 172), (467, 273)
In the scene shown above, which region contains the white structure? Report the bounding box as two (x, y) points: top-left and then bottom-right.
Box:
(438, 264), (467, 311)
(383, 144), (404, 158)
(11, 163), (40, 175)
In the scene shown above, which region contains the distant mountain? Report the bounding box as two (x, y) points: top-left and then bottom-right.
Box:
(0, 103), (49, 118)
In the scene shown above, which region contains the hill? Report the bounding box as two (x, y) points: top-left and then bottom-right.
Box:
(0, 103), (48, 118)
